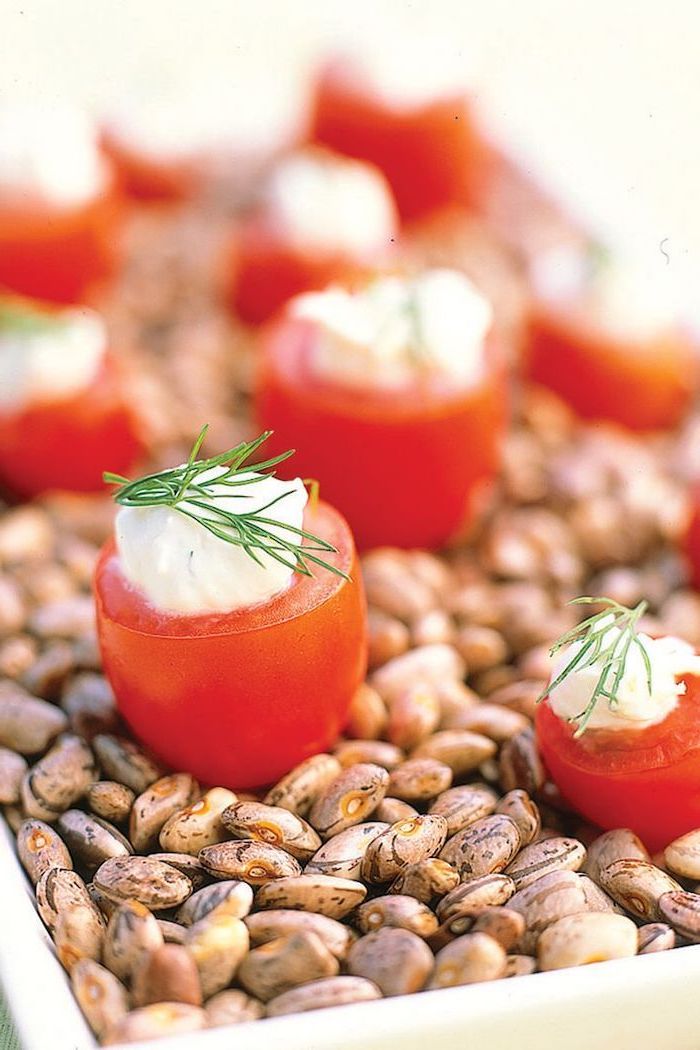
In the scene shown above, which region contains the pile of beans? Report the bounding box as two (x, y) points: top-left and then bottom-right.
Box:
(3, 382), (700, 1045)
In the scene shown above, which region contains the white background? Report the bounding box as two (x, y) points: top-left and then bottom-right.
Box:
(3, 0), (700, 303)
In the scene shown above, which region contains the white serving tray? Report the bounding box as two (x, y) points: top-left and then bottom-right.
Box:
(2, 815), (700, 1050)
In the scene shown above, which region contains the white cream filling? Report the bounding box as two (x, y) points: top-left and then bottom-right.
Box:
(547, 617), (700, 731)
(334, 39), (473, 109)
(0, 306), (107, 412)
(293, 269), (492, 390)
(264, 150), (397, 257)
(115, 469), (308, 615)
(0, 103), (106, 207)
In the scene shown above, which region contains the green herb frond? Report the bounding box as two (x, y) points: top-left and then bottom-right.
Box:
(538, 596), (652, 737)
(104, 426), (349, 581)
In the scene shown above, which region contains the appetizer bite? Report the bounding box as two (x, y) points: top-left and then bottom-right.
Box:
(525, 251), (698, 431)
(536, 597), (700, 852)
(226, 146), (398, 324)
(0, 102), (120, 303)
(96, 429), (366, 788)
(0, 296), (143, 498)
(256, 268), (507, 550)
(311, 49), (487, 222)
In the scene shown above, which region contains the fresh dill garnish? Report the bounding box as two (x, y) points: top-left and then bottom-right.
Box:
(104, 426), (349, 581)
(538, 596), (652, 737)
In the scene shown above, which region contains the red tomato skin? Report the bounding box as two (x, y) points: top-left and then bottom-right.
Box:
(0, 179), (122, 305)
(536, 677), (700, 853)
(0, 357), (144, 499)
(226, 218), (378, 326)
(525, 303), (697, 432)
(684, 495), (700, 591)
(256, 317), (507, 551)
(101, 131), (200, 203)
(311, 61), (487, 223)
(94, 501), (367, 790)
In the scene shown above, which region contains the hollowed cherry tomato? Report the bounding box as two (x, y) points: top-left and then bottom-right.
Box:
(95, 500), (367, 789)
(526, 300), (697, 432)
(256, 316), (507, 550)
(536, 676), (700, 853)
(0, 175), (122, 305)
(101, 129), (202, 203)
(311, 58), (488, 223)
(0, 357), (144, 499)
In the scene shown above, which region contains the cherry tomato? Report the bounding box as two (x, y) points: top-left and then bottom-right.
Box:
(95, 500), (367, 789)
(101, 130), (201, 203)
(256, 316), (507, 550)
(0, 176), (122, 305)
(311, 59), (488, 223)
(0, 357), (144, 499)
(526, 300), (697, 432)
(226, 217), (380, 326)
(536, 675), (700, 853)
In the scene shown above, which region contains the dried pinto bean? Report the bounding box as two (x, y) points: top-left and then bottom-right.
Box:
(505, 837), (587, 890)
(472, 907), (526, 951)
(637, 923), (676, 953)
(57, 810), (132, 873)
(221, 800), (321, 861)
(103, 900), (164, 981)
(94, 855), (192, 909)
(159, 787), (236, 855)
(176, 881), (253, 926)
(36, 867), (95, 934)
(389, 858), (460, 902)
(265, 976), (382, 1017)
(428, 932), (507, 988)
(305, 822), (389, 880)
(0, 746), (26, 804)
(129, 773), (199, 852)
(429, 784), (498, 836)
(509, 870), (589, 953)
(103, 1003), (206, 1045)
(185, 913), (249, 997)
(537, 913), (638, 971)
(584, 828), (650, 882)
(20, 733), (97, 821)
(496, 790), (541, 846)
(149, 853), (208, 888)
(264, 754), (342, 816)
(0, 681), (67, 754)
(499, 728), (545, 794)
(199, 840), (301, 884)
(204, 989), (264, 1027)
(388, 758), (452, 802)
(386, 683), (441, 750)
(439, 815), (521, 880)
(61, 674), (120, 740)
(374, 798), (418, 824)
(437, 874), (516, 922)
(93, 734), (163, 795)
(371, 645), (465, 704)
(17, 818), (72, 884)
(54, 901), (105, 971)
(255, 875), (367, 919)
(355, 895), (439, 938)
(334, 739), (404, 771)
(658, 890), (700, 943)
(71, 959), (128, 1040)
(87, 781), (135, 825)
(664, 830), (700, 881)
(244, 909), (355, 960)
(131, 943), (203, 1007)
(238, 931), (339, 1001)
(347, 928), (434, 997)
(309, 763), (389, 839)
(344, 683), (389, 739)
(412, 730), (497, 778)
(362, 815), (448, 883)
(598, 860), (681, 922)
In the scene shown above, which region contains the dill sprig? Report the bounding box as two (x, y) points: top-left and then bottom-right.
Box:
(104, 426), (349, 581)
(538, 597), (652, 737)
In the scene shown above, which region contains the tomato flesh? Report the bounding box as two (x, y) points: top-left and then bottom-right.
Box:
(536, 675), (700, 852)
(256, 317), (507, 550)
(0, 181), (122, 304)
(94, 500), (367, 789)
(0, 357), (144, 499)
(526, 302), (697, 431)
(311, 60), (487, 222)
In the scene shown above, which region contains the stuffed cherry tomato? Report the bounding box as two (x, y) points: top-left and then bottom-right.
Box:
(536, 597), (700, 853)
(226, 147), (398, 325)
(526, 252), (698, 431)
(0, 103), (121, 304)
(311, 52), (487, 222)
(256, 269), (507, 550)
(95, 430), (367, 789)
(0, 297), (144, 498)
